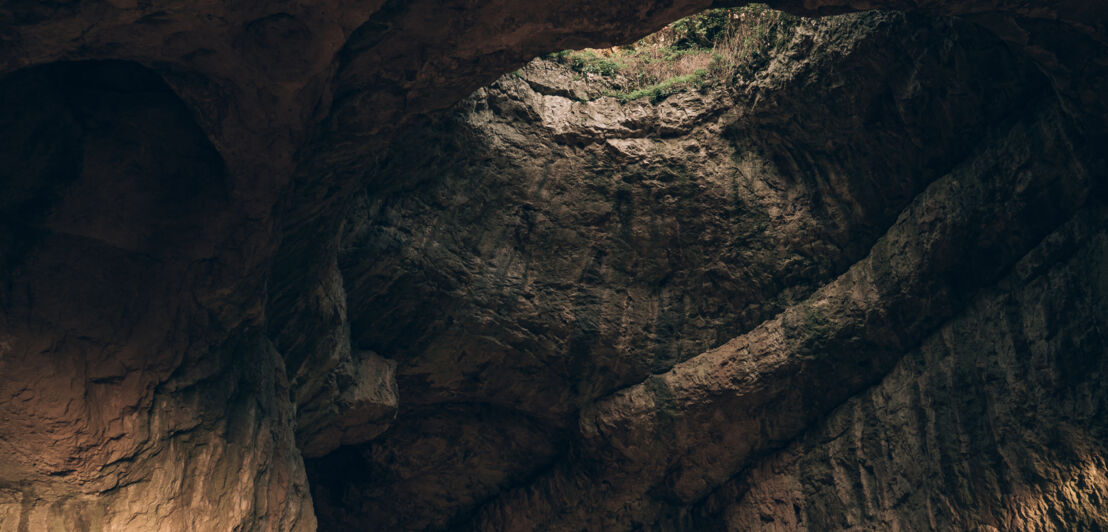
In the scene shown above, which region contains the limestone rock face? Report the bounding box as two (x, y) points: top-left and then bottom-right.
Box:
(306, 10), (1105, 529)
(704, 206), (1108, 531)
(297, 350), (398, 459)
(0, 60), (314, 532)
(0, 0), (1106, 530)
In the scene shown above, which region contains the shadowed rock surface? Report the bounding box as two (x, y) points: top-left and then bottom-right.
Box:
(689, 204), (1108, 531)
(0, 0), (1106, 530)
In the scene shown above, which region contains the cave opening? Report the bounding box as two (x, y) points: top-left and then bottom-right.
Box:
(301, 5), (1096, 531)
(1, 1), (1107, 531)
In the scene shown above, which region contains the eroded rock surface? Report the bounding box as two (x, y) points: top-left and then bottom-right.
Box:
(0, 0), (1106, 530)
(0, 61), (313, 531)
(303, 7), (1108, 530)
(707, 206), (1108, 531)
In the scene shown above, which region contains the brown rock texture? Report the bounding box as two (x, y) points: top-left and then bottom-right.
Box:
(0, 60), (314, 531)
(0, 0), (1105, 531)
(700, 204), (1108, 531)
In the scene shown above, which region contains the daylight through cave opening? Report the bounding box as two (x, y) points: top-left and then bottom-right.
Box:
(1, 1), (1107, 530)
(301, 6), (1100, 531)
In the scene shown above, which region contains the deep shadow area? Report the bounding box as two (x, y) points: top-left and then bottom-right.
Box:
(0, 60), (228, 269)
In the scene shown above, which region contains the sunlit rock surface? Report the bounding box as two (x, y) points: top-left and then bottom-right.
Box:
(0, 0), (1106, 530)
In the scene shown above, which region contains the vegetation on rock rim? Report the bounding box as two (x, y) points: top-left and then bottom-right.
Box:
(547, 4), (799, 102)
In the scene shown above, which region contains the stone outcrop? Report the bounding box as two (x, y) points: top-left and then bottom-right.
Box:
(0, 0), (1106, 530)
(694, 204), (1108, 530)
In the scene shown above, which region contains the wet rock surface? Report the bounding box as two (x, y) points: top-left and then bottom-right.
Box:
(0, 0), (1106, 530)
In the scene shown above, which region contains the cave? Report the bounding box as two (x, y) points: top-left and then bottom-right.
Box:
(1, 1), (1106, 531)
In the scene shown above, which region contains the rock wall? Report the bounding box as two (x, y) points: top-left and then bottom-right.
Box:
(699, 204), (1108, 531)
(0, 60), (313, 531)
(0, 0), (1105, 530)
(306, 11), (1073, 529)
